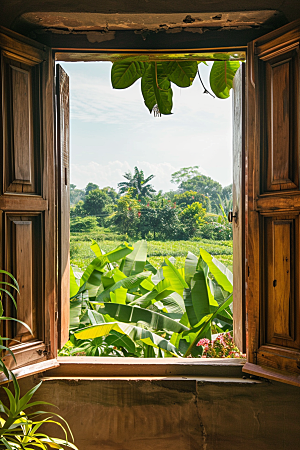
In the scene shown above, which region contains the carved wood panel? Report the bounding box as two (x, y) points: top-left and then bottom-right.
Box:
(262, 215), (299, 349)
(5, 213), (44, 343)
(261, 46), (299, 192)
(1, 52), (41, 194)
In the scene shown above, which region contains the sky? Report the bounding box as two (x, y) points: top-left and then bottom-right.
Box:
(59, 61), (233, 193)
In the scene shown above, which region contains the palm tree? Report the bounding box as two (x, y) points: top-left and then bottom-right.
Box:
(118, 166), (156, 200)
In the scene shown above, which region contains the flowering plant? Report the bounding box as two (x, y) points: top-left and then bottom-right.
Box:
(196, 332), (245, 358)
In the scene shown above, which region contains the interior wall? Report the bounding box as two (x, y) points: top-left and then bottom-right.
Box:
(8, 375), (300, 450)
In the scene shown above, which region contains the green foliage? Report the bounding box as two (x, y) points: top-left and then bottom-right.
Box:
(117, 167), (156, 200)
(0, 270), (77, 450)
(83, 189), (111, 216)
(70, 185), (85, 206)
(180, 202), (206, 237)
(174, 191), (211, 211)
(61, 240), (235, 358)
(111, 59), (240, 115)
(70, 216), (99, 233)
(85, 182), (99, 195)
(209, 61), (240, 99)
(177, 174), (223, 213)
(171, 166), (201, 185)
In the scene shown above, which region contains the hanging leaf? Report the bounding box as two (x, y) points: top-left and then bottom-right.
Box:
(111, 61), (146, 89)
(141, 64), (157, 113)
(209, 61), (240, 99)
(151, 63), (173, 115)
(163, 61), (198, 87)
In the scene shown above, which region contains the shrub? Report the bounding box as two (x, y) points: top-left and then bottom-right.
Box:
(70, 216), (99, 232)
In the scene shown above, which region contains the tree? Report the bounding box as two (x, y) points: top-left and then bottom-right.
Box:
(102, 186), (119, 202)
(179, 174), (223, 213)
(173, 190), (211, 211)
(85, 182), (99, 196)
(180, 202), (206, 237)
(70, 184), (85, 206)
(118, 166), (156, 201)
(171, 166), (201, 185)
(83, 189), (111, 216)
(111, 195), (140, 236)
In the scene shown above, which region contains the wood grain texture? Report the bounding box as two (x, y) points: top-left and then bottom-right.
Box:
(15, 221), (33, 335)
(264, 48), (299, 191)
(11, 66), (32, 183)
(246, 22), (300, 384)
(0, 28), (57, 373)
(56, 64), (70, 349)
(245, 42), (260, 364)
(2, 53), (38, 194)
(232, 63), (246, 353)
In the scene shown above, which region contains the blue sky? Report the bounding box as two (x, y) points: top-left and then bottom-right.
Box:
(59, 61), (232, 192)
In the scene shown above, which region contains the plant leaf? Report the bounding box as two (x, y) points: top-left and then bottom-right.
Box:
(111, 61), (146, 89)
(209, 61), (240, 98)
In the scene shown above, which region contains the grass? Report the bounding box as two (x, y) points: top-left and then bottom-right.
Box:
(70, 231), (233, 271)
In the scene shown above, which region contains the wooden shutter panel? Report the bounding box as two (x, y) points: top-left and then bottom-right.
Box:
(0, 27), (59, 376)
(56, 64), (70, 348)
(232, 63), (246, 353)
(243, 19), (300, 386)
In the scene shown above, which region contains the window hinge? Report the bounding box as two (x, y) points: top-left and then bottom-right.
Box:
(253, 350), (258, 364)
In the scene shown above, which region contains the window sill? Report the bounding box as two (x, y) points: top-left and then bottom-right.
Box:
(43, 356), (247, 380)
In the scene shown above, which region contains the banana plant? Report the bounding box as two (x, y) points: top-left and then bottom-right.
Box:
(62, 240), (233, 358)
(111, 58), (241, 115)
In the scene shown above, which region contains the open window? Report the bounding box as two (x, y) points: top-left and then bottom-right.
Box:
(1, 20), (300, 386)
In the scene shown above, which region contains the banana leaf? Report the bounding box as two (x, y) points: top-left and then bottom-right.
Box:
(96, 302), (189, 333)
(200, 248), (233, 293)
(120, 240), (147, 276)
(74, 322), (179, 356)
(95, 271), (152, 302)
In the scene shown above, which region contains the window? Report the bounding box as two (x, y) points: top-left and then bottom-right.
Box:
(1, 21), (300, 386)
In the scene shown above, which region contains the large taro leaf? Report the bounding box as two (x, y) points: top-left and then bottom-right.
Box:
(209, 61), (240, 99)
(120, 240), (147, 277)
(96, 302), (189, 333)
(95, 271), (152, 302)
(199, 248), (233, 293)
(163, 61), (198, 87)
(111, 61), (146, 89)
(74, 322), (180, 356)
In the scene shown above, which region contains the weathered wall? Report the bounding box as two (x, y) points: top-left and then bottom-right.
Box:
(11, 375), (300, 450)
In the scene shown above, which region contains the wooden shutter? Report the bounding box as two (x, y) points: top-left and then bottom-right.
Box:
(0, 27), (59, 375)
(56, 64), (70, 348)
(232, 63), (246, 353)
(243, 19), (300, 386)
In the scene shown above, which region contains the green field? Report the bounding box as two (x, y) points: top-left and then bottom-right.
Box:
(70, 231), (233, 271)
